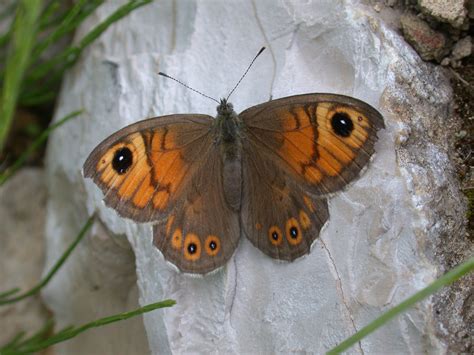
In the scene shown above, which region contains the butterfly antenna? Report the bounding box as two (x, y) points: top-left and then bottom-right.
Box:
(226, 46), (266, 101)
(158, 72), (220, 104)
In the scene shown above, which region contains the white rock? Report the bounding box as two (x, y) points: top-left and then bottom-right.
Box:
(44, 0), (463, 353)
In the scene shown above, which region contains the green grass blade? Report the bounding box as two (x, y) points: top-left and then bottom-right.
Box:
(15, 299), (176, 353)
(26, 0), (152, 83)
(0, 2), (17, 22)
(0, 331), (26, 352)
(0, 109), (82, 186)
(0, 216), (94, 305)
(0, 29), (11, 48)
(0, 0), (42, 153)
(33, 0), (88, 59)
(32, 0), (104, 63)
(75, 0), (152, 51)
(17, 90), (57, 105)
(38, 0), (61, 29)
(12, 319), (55, 349)
(0, 320), (54, 354)
(327, 256), (474, 354)
(0, 287), (20, 298)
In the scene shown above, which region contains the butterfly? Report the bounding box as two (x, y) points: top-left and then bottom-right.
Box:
(83, 49), (384, 275)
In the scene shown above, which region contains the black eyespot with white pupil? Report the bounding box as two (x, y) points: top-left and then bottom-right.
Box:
(209, 241), (217, 250)
(290, 227), (298, 239)
(112, 147), (133, 174)
(188, 243), (197, 254)
(272, 231), (279, 240)
(331, 112), (354, 137)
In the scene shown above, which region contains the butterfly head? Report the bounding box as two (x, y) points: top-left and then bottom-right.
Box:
(217, 98), (234, 116)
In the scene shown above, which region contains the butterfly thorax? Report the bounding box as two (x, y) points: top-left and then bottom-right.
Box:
(215, 98), (241, 144)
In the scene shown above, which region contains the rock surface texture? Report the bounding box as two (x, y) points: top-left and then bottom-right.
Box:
(0, 169), (50, 346)
(44, 1), (468, 353)
(418, 0), (468, 28)
(400, 13), (448, 62)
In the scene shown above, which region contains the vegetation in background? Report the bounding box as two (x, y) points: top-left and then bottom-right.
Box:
(0, 0), (41, 153)
(0, 0), (152, 166)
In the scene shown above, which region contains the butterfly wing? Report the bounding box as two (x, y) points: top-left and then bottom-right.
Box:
(240, 93), (384, 260)
(83, 114), (241, 274)
(83, 115), (213, 222)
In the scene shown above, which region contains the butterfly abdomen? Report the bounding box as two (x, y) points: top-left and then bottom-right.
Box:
(222, 155), (242, 212)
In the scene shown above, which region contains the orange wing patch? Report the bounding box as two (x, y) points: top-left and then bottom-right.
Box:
(132, 174), (155, 208)
(272, 106), (320, 180)
(153, 190), (170, 210)
(97, 133), (151, 200)
(280, 106), (312, 130)
(280, 126), (315, 172)
(303, 195), (315, 212)
(316, 145), (343, 176)
(171, 228), (183, 249)
(316, 128), (355, 164)
(304, 165), (323, 184)
(299, 210), (311, 230)
(149, 128), (188, 210)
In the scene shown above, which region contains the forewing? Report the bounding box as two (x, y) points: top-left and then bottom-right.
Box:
(240, 93), (384, 195)
(83, 114), (214, 222)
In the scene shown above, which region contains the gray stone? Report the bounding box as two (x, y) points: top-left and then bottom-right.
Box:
(469, 0), (474, 19)
(385, 0), (398, 7)
(451, 36), (472, 61)
(42, 178), (148, 354)
(0, 169), (49, 345)
(400, 13), (449, 62)
(418, 0), (468, 28)
(441, 57), (451, 66)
